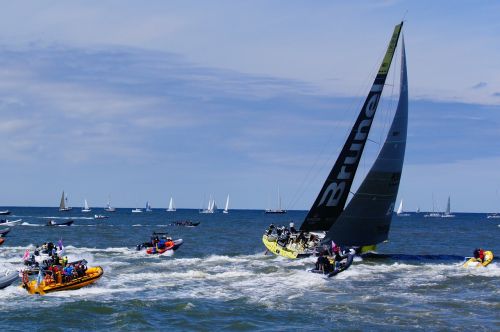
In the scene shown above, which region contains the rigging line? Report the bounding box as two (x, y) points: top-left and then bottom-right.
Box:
(287, 33), (397, 210)
(350, 36), (401, 201)
(286, 60), (385, 210)
(367, 138), (380, 145)
(378, 39), (399, 151)
(287, 69), (376, 210)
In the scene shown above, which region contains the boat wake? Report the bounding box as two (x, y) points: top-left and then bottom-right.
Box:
(2, 247), (498, 307)
(362, 253), (467, 262)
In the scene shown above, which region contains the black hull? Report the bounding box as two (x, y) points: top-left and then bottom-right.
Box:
(170, 221), (200, 227)
(46, 220), (74, 226)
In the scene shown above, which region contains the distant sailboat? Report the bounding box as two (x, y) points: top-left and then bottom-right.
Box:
(145, 201), (152, 212)
(416, 207), (421, 213)
(59, 191), (72, 212)
(441, 196), (455, 218)
(424, 194), (441, 218)
(265, 187), (287, 214)
(104, 196), (116, 212)
(82, 199), (91, 213)
(167, 197), (176, 212)
(132, 201), (143, 213)
(396, 200), (410, 217)
(223, 195), (230, 214)
(487, 191), (500, 218)
(200, 196), (216, 214)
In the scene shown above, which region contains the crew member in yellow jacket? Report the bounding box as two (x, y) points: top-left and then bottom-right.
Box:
(464, 248), (494, 267)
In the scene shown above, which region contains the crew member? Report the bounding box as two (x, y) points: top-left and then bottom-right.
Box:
(473, 248), (494, 267)
(315, 250), (332, 273)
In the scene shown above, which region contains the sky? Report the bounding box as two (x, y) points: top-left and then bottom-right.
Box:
(0, 1), (500, 212)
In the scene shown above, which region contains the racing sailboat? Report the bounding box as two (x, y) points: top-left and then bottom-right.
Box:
(396, 200), (410, 217)
(200, 196), (217, 213)
(263, 22), (407, 258)
(441, 196), (455, 218)
(82, 199), (91, 213)
(59, 191), (72, 212)
(104, 196), (116, 212)
(223, 195), (230, 214)
(167, 197), (176, 212)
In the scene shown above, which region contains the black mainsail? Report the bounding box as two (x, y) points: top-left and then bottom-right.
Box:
(323, 36), (408, 246)
(300, 22), (403, 232)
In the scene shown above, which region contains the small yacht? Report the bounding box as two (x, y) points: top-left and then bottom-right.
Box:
(223, 195), (230, 214)
(82, 199), (91, 213)
(166, 197), (176, 212)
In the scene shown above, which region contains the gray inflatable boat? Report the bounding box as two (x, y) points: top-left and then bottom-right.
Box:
(0, 270), (19, 289)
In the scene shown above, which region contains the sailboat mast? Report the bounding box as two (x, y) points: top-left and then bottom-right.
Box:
(278, 186), (281, 211)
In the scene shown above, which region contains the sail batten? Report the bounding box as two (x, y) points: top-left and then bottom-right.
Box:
(300, 22), (404, 232)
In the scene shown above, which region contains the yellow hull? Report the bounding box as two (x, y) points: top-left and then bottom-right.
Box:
(360, 245), (377, 254)
(262, 235), (311, 259)
(25, 266), (103, 295)
(263, 235), (377, 259)
(463, 251), (494, 268)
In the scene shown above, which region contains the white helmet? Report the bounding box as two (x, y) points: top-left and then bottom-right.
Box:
(289, 222), (295, 228)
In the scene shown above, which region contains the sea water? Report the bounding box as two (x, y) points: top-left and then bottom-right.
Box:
(0, 207), (498, 331)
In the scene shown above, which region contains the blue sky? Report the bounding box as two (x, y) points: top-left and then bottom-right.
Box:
(0, 1), (499, 212)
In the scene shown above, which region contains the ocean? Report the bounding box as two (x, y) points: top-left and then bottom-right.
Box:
(0, 207), (499, 331)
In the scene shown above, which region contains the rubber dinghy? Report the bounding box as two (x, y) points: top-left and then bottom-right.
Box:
(145, 239), (183, 255)
(0, 227), (10, 237)
(136, 232), (183, 254)
(46, 220), (74, 226)
(22, 261), (103, 295)
(308, 252), (355, 278)
(0, 219), (22, 226)
(0, 270), (20, 289)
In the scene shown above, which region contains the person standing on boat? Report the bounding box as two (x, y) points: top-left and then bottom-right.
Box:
(289, 222), (298, 234)
(473, 248), (494, 267)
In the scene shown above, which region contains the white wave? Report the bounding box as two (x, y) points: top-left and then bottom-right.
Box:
(20, 222), (41, 226)
(39, 216), (93, 220)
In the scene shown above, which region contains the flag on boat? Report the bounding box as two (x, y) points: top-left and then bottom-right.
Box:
(22, 249), (30, 261)
(331, 241), (339, 253)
